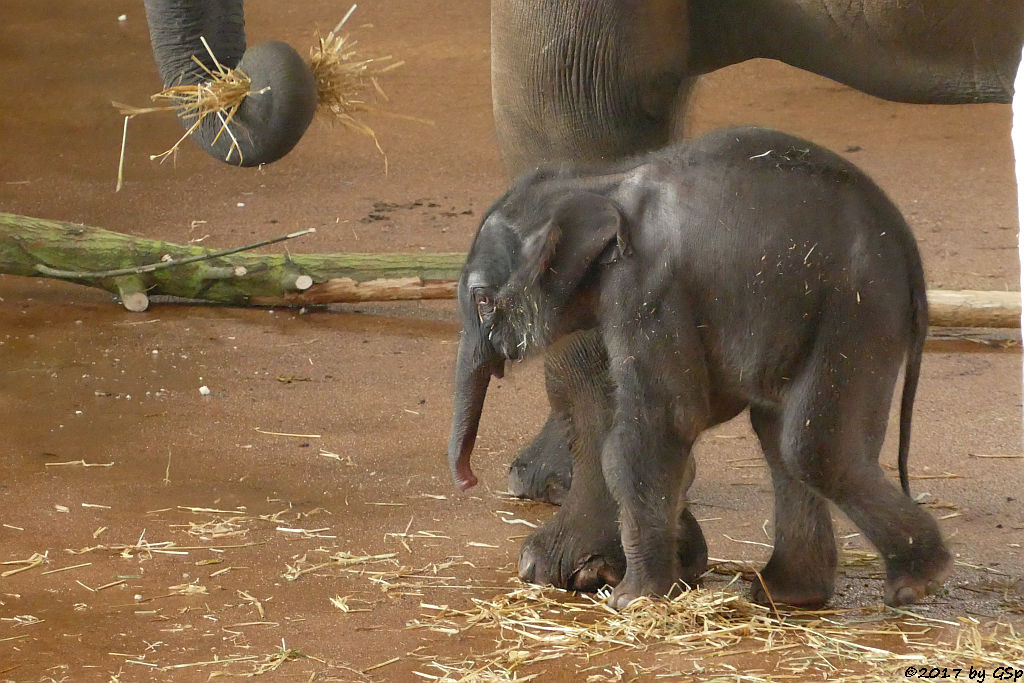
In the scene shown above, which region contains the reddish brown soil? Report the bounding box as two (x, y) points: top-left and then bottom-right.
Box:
(1, 2), (1022, 681)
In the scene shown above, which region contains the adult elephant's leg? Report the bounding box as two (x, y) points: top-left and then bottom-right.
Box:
(490, 0), (693, 175)
(492, 1), (693, 498)
(507, 411), (572, 504)
(143, 0), (318, 166)
(518, 331), (623, 588)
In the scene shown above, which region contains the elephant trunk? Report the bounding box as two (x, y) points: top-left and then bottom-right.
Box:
(447, 333), (504, 491)
(143, 0), (317, 166)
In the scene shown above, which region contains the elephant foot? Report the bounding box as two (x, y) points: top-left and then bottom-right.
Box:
(518, 502), (624, 592)
(519, 504), (708, 596)
(676, 507), (709, 588)
(883, 550), (953, 607)
(750, 567), (834, 609)
(507, 412), (573, 505)
(608, 561), (684, 611)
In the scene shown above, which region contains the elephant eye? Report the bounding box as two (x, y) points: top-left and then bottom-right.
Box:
(473, 290), (496, 317)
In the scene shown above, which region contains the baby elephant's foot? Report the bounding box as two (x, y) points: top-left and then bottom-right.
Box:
(607, 562), (684, 611)
(884, 550), (954, 607)
(606, 512), (708, 611)
(677, 507), (709, 588)
(750, 569), (834, 609)
(507, 417), (572, 505)
(518, 506), (624, 592)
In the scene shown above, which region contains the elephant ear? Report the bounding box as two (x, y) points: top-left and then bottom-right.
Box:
(519, 192), (632, 299)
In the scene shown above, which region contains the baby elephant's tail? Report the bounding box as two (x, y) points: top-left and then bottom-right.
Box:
(897, 258), (929, 497)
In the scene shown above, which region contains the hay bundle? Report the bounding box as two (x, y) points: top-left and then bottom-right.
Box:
(308, 4), (402, 146)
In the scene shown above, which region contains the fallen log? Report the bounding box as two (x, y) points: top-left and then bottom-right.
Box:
(0, 212), (462, 310)
(0, 212), (1019, 328)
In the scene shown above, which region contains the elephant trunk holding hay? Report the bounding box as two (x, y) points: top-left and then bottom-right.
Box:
(142, 1), (1022, 171)
(143, 0), (317, 166)
(447, 127), (952, 609)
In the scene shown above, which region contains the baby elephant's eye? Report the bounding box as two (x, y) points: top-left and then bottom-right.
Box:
(474, 290), (496, 317)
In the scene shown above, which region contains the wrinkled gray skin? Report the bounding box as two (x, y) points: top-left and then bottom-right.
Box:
(143, 0), (317, 166)
(448, 126), (952, 609)
(492, 0), (1023, 174)
(493, 0), (1024, 502)
(143, 1), (1021, 175)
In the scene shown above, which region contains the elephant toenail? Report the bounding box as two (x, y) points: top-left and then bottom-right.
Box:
(894, 586), (920, 606)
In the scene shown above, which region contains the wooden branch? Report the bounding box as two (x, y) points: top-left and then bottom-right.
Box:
(33, 227), (316, 278)
(926, 289), (1020, 329)
(0, 213), (463, 311)
(0, 213), (1019, 329)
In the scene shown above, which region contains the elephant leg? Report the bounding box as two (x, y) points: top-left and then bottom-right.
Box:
(518, 331), (707, 592)
(748, 406), (837, 608)
(506, 330), (586, 505)
(775, 336), (951, 608)
(490, 0), (693, 176)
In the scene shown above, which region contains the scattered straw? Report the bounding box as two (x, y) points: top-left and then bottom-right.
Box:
(1, 552), (48, 577)
(254, 427), (321, 439)
(410, 582), (1024, 681)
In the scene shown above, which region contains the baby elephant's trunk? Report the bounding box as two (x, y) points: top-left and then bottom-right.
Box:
(447, 334), (503, 490)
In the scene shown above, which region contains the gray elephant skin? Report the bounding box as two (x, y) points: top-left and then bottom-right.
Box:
(143, 0), (317, 166)
(447, 126), (952, 609)
(492, 1), (1023, 174)
(143, 1), (1021, 173)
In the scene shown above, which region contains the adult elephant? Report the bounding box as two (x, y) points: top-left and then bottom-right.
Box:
(492, 0), (1022, 174)
(143, 0), (1022, 171)
(488, 0), (1024, 502)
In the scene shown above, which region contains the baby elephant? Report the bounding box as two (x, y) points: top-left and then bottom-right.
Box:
(447, 126), (951, 610)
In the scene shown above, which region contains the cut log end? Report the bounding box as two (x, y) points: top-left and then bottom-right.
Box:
(120, 292), (150, 312)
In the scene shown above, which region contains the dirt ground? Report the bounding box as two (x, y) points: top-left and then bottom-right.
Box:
(2, 2), (1023, 681)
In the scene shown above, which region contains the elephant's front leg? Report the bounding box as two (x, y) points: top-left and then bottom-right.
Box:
(518, 331), (707, 592)
(602, 348), (709, 610)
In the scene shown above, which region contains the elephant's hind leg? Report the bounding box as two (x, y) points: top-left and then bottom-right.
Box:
(775, 341), (951, 607)
(749, 405), (837, 608)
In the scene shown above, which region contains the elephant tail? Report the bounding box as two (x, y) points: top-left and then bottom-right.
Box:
(897, 242), (929, 498)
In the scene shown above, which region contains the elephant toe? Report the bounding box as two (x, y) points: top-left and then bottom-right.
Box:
(518, 542), (552, 586)
(750, 574), (832, 609)
(508, 457), (570, 505)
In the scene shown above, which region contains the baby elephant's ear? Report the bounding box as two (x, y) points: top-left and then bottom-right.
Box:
(524, 192), (631, 298)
